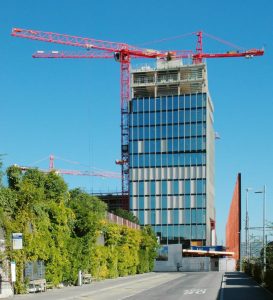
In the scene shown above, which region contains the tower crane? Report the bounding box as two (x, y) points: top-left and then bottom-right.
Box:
(16, 154), (121, 179)
(11, 28), (264, 202)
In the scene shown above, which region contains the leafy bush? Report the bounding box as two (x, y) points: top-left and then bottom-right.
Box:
(0, 168), (158, 293)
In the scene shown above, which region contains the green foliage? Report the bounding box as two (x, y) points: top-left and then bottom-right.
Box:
(6, 165), (22, 190)
(114, 208), (139, 224)
(0, 168), (158, 293)
(264, 269), (273, 293)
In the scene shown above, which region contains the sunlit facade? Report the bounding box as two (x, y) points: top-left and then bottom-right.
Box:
(129, 60), (215, 246)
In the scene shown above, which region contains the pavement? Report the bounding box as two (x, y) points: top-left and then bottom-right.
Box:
(220, 272), (273, 300)
(2, 271), (273, 300)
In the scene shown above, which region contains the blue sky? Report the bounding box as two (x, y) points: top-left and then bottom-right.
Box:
(1, 0), (273, 243)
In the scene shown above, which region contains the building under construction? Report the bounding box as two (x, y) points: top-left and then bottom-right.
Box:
(129, 58), (215, 246)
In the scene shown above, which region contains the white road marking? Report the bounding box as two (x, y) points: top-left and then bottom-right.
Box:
(184, 288), (207, 295)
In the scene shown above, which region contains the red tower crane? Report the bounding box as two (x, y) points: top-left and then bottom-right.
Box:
(11, 28), (264, 200)
(17, 154), (121, 178)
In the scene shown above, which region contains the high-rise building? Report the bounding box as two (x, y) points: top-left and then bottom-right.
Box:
(129, 59), (215, 246)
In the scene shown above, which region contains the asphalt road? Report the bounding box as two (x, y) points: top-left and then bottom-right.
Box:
(126, 272), (223, 300)
(12, 272), (223, 300)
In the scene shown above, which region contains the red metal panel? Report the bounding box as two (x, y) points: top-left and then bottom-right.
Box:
(226, 173), (241, 261)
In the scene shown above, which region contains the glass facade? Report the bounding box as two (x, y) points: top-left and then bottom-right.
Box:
(129, 93), (207, 244)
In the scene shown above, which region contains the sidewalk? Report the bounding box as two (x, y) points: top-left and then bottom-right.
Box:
(221, 272), (273, 300)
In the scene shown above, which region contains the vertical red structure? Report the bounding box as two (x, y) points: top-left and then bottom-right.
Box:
(226, 173), (241, 261)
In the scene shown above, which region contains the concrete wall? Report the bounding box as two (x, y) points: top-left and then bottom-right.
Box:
(219, 258), (236, 272)
(181, 257), (211, 272)
(154, 244), (182, 272)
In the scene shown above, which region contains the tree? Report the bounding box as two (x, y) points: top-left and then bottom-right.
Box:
(6, 165), (22, 191)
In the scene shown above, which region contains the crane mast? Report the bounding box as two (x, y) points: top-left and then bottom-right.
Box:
(11, 28), (264, 203)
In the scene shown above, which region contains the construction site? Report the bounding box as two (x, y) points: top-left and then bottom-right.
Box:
(9, 28), (264, 253)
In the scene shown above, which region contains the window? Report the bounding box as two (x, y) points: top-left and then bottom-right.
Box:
(191, 225), (197, 239)
(185, 153), (191, 165)
(173, 153), (179, 166)
(167, 111), (173, 124)
(196, 209), (206, 223)
(150, 196), (156, 209)
(132, 100), (137, 112)
(138, 99), (143, 112)
(162, 154), (167, 166)
(150, 126), (156, 139)
(173, 210), (179, 224)
(139, 127), (144, 139)
(167, 155), (172, 166)
(173, 125), (178, 138)
(162, 181), (167, 194)
(179, 95), (185, 109)
(167, 126), (172, 138)
(161, 196), (168, 209)
(191, 109), (197, 122)
(173, 139), (178, 151)
(197, 109), (203, 122)
(197, 195), (206, 208)
(183, 225), (191, 239)
(167, 96), (173, 110)
(156, 98), (161, 111)
(151, 210), (156, 224)
(150, 154), (155, 167)
(191, 94), (197, 108)
(139, 196), (144, 209)
(167, 139), (172, 152)
(185, 125), (191, 136)
(162, 126), (167, 138)
(144, 99), (149, 111)
(150, 98), (155, 111)
(139, 210), (144, 224)
(179, 140), (185, 153)
(185, 96), (191, 109)
(162, 210), (167, 224)
(150, 140), (155, 152)
(196, 225), (205, 239)
(173, 110), (178, 123)
(185, 195), (191, 208)
(179, 110), (184, 123)
(191, 209), (196, 223)
(150, 112), (155, 125)
(185, 209), (191, 224)
(150, 182), (155, 195)
(173, 96), (179, 110)
(185, 111), (190, 123)
(168, 226), (174, 239)
(139, 182), (144, 196)
(173, 181), (179, 194)
(185, 139), (191, 151)
(179, 125), (184, 137)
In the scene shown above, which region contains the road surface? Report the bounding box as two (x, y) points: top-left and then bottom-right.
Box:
(12, 272), (223, 300)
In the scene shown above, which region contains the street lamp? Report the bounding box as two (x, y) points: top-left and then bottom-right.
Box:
(245, 188), (252, 261)
(255, 185), (266, 273)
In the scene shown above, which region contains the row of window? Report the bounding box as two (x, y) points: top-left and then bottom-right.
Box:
(130, 179), (206, 196)
(130, 109), (206, 126)
(129, 123), (206, 140)
(152, 224), (206, 240)
(131, 94), (207, 113)
(130, 153), (206, 168)
(130, 194), (206, 209)
(129, 138), (206, 154)
(133, 209), (206, 225)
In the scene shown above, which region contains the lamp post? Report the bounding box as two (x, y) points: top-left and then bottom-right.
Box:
(255, 185), (266, 273)
(245, 188), (252, 261)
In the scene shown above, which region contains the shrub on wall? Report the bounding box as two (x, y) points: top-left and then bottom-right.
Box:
(0, 167), (159, 293)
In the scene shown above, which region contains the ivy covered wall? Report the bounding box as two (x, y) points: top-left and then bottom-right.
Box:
(0, 166), (158, 294)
